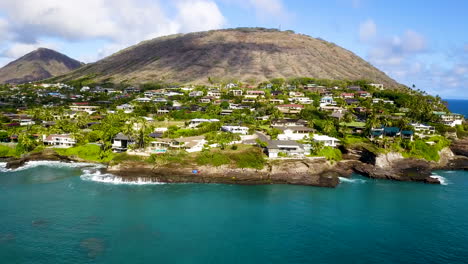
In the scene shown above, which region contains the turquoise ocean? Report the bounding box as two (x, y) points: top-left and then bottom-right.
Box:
(0, 163), (467, 263)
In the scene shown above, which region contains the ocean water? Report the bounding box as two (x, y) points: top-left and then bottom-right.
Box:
(1, 162), (468, 263)
(446, 99), (468, 117)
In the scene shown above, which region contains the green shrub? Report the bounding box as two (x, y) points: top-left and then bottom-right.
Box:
(55, 144), (112, 162)
(0, 145), (17, 157)
(196, 151), (230, 166)
(314, 147), (342, 161)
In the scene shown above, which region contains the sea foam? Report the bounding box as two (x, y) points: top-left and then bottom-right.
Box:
(339, 177), (367, 184)
(80, 169), (165, 185)
(431, 174), (450, 185)
(0, 160), (103, 172)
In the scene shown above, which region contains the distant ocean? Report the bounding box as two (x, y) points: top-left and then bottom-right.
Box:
(446, 99), (468, 117)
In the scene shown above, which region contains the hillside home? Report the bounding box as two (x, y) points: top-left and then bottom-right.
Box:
(348, 86), (362, 91)
(320, 96), (336, 106)
(112, 133), (134, 152)
(231, 90), (243, 96)
(150, 136), (206, 153)
(199, 97), (213, 103)
(277, 104), (304, 114)
(433, 112), (464, 127)
(134, 97), (152, 103)
(207, 90), (221, 98)
(271, 119), (308, 127)
(356, 91), (371, 98)
(290, 97), (314, 104)
(370, 83), (384, 90)
(153, 98), (168, 103)
(266, 140), (306, 158)
(277, 126), (314, 140)
(411, 123), (436, 134)
(116, 104), (134, 113)
(221, 126), (249, 135)
(43, 134), (76, 148)
(189, 91), (204, 97)
(372, 98), (394, 104)
(188, 118), (220, 128)
(226, 83), (238, 89)
(340, 93), (354, 99)
(270, 99), (285, 104)
(370, 127), (400, 140)
(312, 134), (340, 147)
(69, 105), (99, 114)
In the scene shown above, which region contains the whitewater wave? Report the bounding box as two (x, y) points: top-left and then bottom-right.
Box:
(80, 169), (165, 185)
(0, 160), (103, 173)
(339, 177), (367, 184)
(431, 174), (450, 186)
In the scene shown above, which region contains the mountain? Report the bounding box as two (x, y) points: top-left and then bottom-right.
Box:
(55, 28), (399, 87)
(0, 48), (83, 84)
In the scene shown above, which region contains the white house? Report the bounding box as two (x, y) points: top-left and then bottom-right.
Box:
(150, 136), (206, 153)
(370, 83), (384, 90)
(290, 97), (314, 104)
(411, 123), (436, 134)
(207, 90), (221, 98)
(320, 96), (336, 106)
(221, 126), (249, 135)
(69, 105), (99, 114)
(312, 134), (340, 147)
(188, 119), (220, 128)
(266, 140), (306, 158)
(112, 133), (134, 152)
(43, 134), (76, 148)
(230, 90), (243, 96)
(134, 97), (152, 103)
(189, 91), (204, 97)
(277, 126), (314, 141)
(116, 104), (134, 113)
(20, 119), (35, 126)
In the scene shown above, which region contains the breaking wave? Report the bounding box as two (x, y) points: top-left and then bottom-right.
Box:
(431, 174), (450, 186)
(80, 169), (165, 185)
(0, 160), (102, 173)
(339, 177), (367, 184)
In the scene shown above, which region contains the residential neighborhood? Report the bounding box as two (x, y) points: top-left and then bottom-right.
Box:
(0, 78), (465, 163)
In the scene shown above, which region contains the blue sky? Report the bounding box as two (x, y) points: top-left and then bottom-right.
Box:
(0, 0), (466, 98)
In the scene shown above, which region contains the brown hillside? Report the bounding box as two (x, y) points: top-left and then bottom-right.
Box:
(0, 48), (82, 84)
(55, 28), (399, 86)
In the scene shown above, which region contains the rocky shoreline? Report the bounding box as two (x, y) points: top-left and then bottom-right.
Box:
(2, 139), (468, 188)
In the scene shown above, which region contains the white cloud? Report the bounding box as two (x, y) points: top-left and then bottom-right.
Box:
(248, 0), (285, 18)
(0, 0), (226, 62)
(1, 42), (59, 59)
(359, 19), (377, 42)
(176, 0), (226, 33)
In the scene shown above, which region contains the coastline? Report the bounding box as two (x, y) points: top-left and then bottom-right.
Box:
(2, 138), (467, 187)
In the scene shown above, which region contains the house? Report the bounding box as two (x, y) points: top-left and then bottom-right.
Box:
(348, 85), (362, 91)
(69, 105), (99, 114)
(372, 98), (394, 105)
(356, 91), (371, 98)
(271, 91), (283, 96)
(290, 97), (314, 104)
(320, 96), (336, 106)
(370, 127), (400, 140)
(433, 112), (464, 127)
(134, 97), (152, 103)
(189, 91), (204, 97)
(312, 134), (340, 147)
(19, 119), (35, 126)
(411, 123), (436, 134)
(370, 83), (384, 90)
(199, 96), (213, 103)
(188, 118), (220, 128)
(230, 90), (243, 96)
(277, 126), (314, 140)
(43, 134), (76, 148)
(266, 140), (306, 158)
(401, 130), (414, 141)
(289, 91), (304, 97)
(340, 121), (366, 134)
(271, 119), (308, 127)
(116, 104), (134, 113)
(277, 104), (304, 114)
(226, 83), (238, 89)
(221, 126), (249, 135)
(340, 93), (354, 99)
(150, 136), (206, 153)
(207, 90), (221, 98)
(112, 133), (134, 152)
(270, 99), (285, 104)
